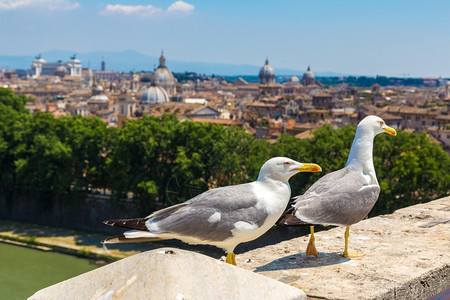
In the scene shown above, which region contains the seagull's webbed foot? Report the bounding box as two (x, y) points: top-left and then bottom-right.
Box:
(226, 252), (237, 266)
(306, 226), (319, 258)
(342, 252), (365, 258)
(341, 226), (364, 258)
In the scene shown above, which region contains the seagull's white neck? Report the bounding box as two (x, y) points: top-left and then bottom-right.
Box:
(257, 175), (287, 185)
(345, 127), (378, 184)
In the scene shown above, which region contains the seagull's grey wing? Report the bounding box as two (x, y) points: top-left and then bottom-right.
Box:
(300, 168), (360, 195)
(293, 168), (380, 226)
(147, 183), (268, 242)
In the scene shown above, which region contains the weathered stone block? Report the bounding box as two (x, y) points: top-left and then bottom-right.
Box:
(28, 248), (306, 300)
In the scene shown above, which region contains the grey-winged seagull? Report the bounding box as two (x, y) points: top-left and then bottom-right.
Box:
(277, 115), (396, 258)
(103, 157), (321, 265)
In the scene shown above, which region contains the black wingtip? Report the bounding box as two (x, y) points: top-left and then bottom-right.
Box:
(103, 220), (115, 226)
(102, 218), (149, 231)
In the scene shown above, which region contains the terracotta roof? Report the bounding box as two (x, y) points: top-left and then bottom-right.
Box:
(295, 130), (314, 140)
(151, 102), (202, 115)
(436, 114), (450, 121)
(306, 109), (331, 114)
(246, 102), (276, 108)
(292, 122), (321, 131)
(378, 112), (402, 121)
(190, 118), (243, 126)
(427, 127), (450, 133)
(386, 105), (441, 115)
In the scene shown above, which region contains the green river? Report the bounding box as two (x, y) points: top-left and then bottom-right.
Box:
(0, 242), (98, 300)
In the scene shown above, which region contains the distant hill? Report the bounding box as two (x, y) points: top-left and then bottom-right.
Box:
(0, 49), (346, 77)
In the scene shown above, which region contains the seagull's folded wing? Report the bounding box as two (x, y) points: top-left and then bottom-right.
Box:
(148, 183), (268, 242)
(293, 168), (380, 226)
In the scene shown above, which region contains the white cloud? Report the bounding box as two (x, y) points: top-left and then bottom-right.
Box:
(0, 0), (80, 10)
(100, 1), (194, 17)
(101, 4), (162, 17)
(167, 1), (194, 13)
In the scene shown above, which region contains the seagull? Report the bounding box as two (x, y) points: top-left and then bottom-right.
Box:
(277, 115), (396, 258)
(103, 157), (321, 265)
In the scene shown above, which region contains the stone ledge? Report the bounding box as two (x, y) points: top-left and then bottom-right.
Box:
(236, 197), (450, 300)
(28, 247), (306, 300)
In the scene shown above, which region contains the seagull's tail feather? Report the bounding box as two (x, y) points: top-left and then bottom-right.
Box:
(103, 218), (149, 231)
(102, 218), (166, 244)
(276, 207), (311, 226)
(102, 234), (163, 244)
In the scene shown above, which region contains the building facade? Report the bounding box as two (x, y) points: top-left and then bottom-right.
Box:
(31, 55), (82, 78)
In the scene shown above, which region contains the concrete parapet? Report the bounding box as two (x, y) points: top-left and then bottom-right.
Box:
(28, 247), (306, 300)
(237, 197), (450, 299)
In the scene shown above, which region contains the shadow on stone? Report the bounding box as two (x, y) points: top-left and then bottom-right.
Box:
(254, 252), (350, 272)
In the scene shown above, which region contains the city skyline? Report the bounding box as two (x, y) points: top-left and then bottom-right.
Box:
(1, 0), (450, 77)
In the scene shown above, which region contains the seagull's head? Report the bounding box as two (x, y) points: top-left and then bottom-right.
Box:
(358, 115), (397, 137)
(257, 157), (322, 182)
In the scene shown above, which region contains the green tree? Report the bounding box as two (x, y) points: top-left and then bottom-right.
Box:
(0, 88), (32, 191)
(54, 116), (117, 194)
(374, 130), (450, 215)
(1, 88), (448, 218)
(11, 112), (73, 208)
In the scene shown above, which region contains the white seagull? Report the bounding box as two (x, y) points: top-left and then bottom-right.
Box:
(277, 115), (396, 258)
(103, 157), (321, 265)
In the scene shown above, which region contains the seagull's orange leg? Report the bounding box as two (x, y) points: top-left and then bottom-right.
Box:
(306, 226), (319, 257)
(342, 226), (364, 258)
(226, 252), (237, 265)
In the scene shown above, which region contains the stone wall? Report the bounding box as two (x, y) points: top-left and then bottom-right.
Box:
(0, 192), (141, 234)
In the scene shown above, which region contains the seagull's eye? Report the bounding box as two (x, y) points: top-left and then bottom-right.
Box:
(284, 162), (291, 165)
(380, 121), (384, 125)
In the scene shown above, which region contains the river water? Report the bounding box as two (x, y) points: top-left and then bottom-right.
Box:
(0, 242), (98, 300)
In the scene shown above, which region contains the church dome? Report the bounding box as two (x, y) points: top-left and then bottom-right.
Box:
(94, 84), (104, 93)
(259, 58), (275, 77)
(55, 65), (68, 77)
(88, 82), (109, 103)
(302, 66), (315, 86)
(140, 85), (169, 104)
(152, 51), (175, 85)
(303, 66), (315, 79)
(290, 75), (300, 83)
(88, 94), (109, 103)
(56, 65), (67, 71)
(259, 58), (275, 84)
(152, 67), (175, 84)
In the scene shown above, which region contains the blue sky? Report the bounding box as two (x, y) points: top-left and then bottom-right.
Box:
(1, 0), (449, 77)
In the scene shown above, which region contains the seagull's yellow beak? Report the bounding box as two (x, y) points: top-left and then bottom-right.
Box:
(382, 125), (397, 136)
(295, 163), (322, 173)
